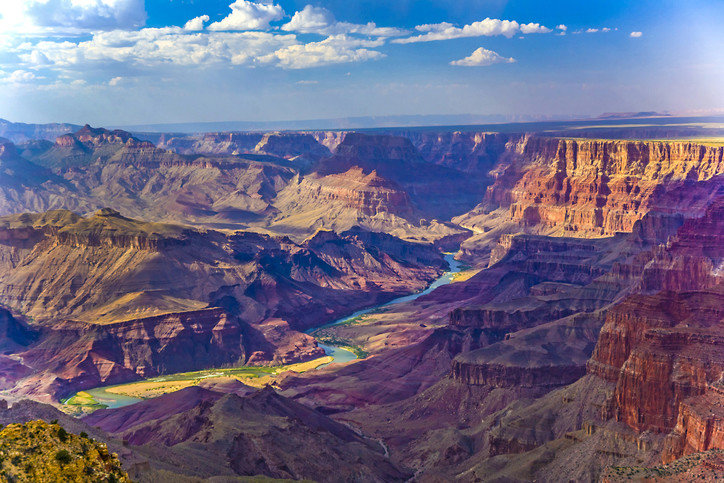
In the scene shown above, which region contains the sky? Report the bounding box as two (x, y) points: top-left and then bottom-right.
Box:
(0, 0), (722, 126)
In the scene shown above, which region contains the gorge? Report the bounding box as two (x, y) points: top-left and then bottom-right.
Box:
(0, 118), (721, 482)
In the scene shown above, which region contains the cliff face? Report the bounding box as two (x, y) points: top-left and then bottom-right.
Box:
(582, 200), (724, 461)
(314, 133), (488, 220)
(18, 308), (247, 397)
(275, 167), (416, 219)
(456, 135), (723, 237)
(395, 130), (516, 173)
(588, 291), (723, 433)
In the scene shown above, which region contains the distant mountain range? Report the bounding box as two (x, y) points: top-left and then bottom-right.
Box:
(112, 113), (579, 133)
(0, 118), (81, 143)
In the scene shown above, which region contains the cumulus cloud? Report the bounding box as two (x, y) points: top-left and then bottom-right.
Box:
(6, 26), (385, 73)
(13, 28), (298, 69)
(207, 0), (284, 31)
(450, 47), (515, 67)
(184, 15), (209, 31)
(2, 69), (38, 84)
(259, 35), (384, 69)
(281, 5), (407, 37)
(109, 76), (123, 85)
(556, 24), (567, 32)
(0, 0), (146, 35)
(630, 31), (642, 38)
(520, 22), (551, 34)
(393, 17), (551, 44)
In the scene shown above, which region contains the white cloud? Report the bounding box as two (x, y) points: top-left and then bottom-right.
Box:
(296, 80), (318, 85)
(281, 5), (407, 37)
(630, 31), (642, 38)
(393, 17), (551, 44)
(259, 35), (384, 69)
(556, 24), (567, 32)
(29, 50), (51, 65)
(12, 28), (298, 69)
(450, 47), (515, 67)
(207, 0), (284, 31)
(6, 26), (386, 73)
(584, 27), (611, 34)
(109, 76), (123, 85)
(2, 69), (37, 84)
(281, 5), (333, 33)
(520, 22), (551, 34)
(184, 15), (209, 31)
(0, 0), (146, 35)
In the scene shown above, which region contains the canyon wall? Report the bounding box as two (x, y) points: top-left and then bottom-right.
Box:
(456, 135), (723, 237)
(18, 308), (247, 398)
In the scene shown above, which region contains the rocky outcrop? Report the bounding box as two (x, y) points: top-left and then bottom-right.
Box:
(18, 308), (245, 397)
(315, 132), (488, 220)
(663, 393), (724, 463)
(157, 132), (263, 155)
(583, 202), (724, 462)
(456, 136), (723, 237)
(276, 167), (416, 219)
(254, 132), (331, 161)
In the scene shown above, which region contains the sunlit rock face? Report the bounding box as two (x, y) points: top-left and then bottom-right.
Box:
(455, 135), (723, 237)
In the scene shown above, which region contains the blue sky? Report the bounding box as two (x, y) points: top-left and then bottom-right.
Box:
(0, 0), (721, 125)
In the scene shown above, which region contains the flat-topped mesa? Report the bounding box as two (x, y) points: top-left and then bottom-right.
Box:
(52, 208), (191, 250)
(56, 124), (153, 148)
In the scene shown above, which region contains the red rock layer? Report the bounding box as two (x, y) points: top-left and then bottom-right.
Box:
(461, 135), (723, 236)
(586, 231), (723, 462)
(450, 359), (586, 389)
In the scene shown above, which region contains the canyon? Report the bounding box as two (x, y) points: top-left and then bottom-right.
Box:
(0, 120), (720, 481)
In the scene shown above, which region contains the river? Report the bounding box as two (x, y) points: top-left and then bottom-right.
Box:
(67, 252), (463, 410)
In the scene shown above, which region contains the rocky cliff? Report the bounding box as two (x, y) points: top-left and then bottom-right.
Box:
(17, 307), (247, 398)
(456, 136), (723, 237)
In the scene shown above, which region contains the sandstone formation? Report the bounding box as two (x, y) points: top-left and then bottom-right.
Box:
(455, 135), (723, 238)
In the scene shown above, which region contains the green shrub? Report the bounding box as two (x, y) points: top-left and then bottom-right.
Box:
(55, 450), (72, 465)
(57, 427), (68, 442)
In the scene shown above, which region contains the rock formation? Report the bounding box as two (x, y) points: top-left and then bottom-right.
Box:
(84, 386), (412, 482)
